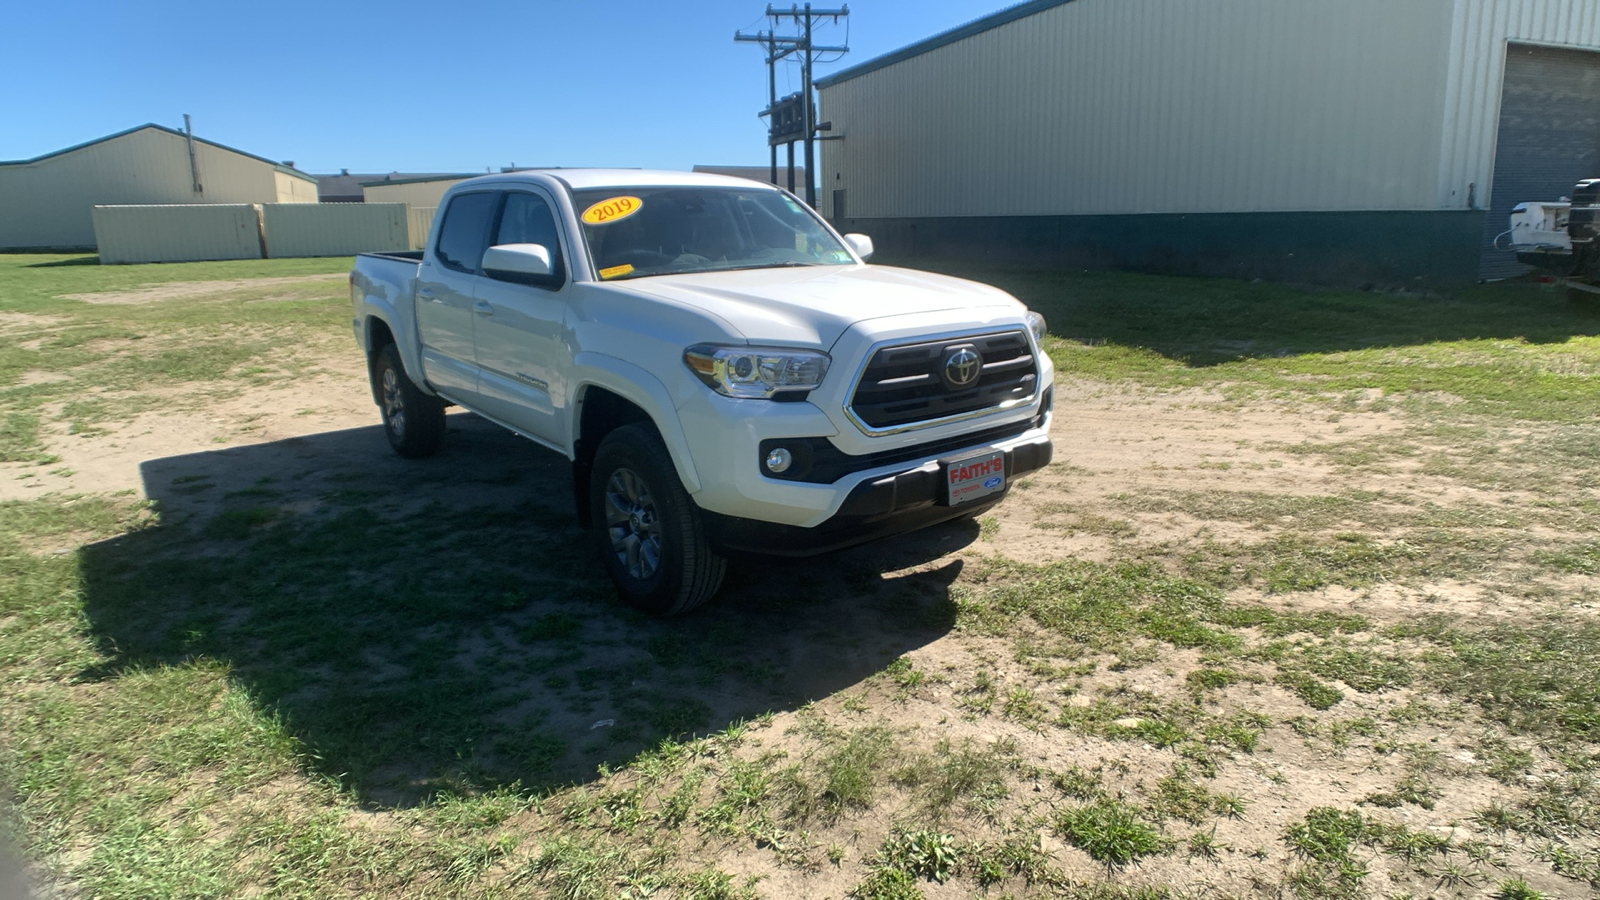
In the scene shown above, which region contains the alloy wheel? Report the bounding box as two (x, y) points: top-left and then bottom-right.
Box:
(603, 467), (662, 580)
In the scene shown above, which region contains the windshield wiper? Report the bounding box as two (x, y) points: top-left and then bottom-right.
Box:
(712, 261), (826, 272)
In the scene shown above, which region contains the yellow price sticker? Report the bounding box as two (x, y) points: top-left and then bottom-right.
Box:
(598, 264), (634, 279)
(581, 196), (643, 225)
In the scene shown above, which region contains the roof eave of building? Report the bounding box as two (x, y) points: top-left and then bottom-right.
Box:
(358, 175), (480, 188)
(0, 123), (319, 182)
(814, 0), (1077, 88)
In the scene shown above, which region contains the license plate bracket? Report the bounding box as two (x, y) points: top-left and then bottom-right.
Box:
(941, 449), (1007, 506)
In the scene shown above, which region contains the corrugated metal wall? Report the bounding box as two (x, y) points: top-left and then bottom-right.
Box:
(408, 207), (437, 250)
(363, 179), (469, 207)
(261, 202), (410, 258)
(0, 127), (315, 250)
(818, 0), (1457, 219)
(273, 170), (320, 204)
(1437, 0), (1600, 210)
(91, 203), (414, 262)
(92, 205), (264, 264)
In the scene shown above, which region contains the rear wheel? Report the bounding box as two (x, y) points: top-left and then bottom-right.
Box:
(589, 424), (725, 615)
(374, 343), (446, 458)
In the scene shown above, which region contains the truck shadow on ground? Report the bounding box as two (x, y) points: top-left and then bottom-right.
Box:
(76, 412), (973, 807)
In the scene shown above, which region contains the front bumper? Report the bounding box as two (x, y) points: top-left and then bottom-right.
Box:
(704, 433), (1051, 556)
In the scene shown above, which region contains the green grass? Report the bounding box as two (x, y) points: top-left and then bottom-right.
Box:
(1053, 800), (1168, 866)
(0, 253), (351, 308)
(0, 253), (353, 443)
(1395, 618), (1600, 740)
(1282, 807), (1371, 898)
(898, 259), (1600, 423)
(776, 724), (896, 820)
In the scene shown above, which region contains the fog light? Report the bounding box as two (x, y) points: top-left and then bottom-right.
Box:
(765, 447), (793, 474)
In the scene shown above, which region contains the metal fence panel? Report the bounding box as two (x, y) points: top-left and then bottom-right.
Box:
(91, 204), (263, 264)
(408, 207), (437, 250)
(261, 202), (409, 258)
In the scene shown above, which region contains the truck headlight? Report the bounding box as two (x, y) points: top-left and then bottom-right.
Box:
(683, 344), (830, 399)
(1025, 310), (1048, 343)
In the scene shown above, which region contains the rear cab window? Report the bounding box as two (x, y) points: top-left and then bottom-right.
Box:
(434, 192), (497, 274)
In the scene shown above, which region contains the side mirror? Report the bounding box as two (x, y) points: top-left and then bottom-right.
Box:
(482, 243), (555, 284)
(844, 233), (874, 261)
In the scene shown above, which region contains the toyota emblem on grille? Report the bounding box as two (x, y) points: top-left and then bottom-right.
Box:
(942, 346), (982, 389)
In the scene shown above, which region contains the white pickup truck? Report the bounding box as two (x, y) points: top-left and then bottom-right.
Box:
(350, 170), (1054, 614)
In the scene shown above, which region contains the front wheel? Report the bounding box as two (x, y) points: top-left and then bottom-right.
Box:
(589, 424), (726, 615)
(373, 343), (446, 458)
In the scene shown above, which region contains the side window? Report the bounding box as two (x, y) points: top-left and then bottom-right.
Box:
(434, 192), (497, 274)
(494, 192), (565, 278)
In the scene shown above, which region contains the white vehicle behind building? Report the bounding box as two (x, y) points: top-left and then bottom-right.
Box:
(1499, 177), (1600, 299)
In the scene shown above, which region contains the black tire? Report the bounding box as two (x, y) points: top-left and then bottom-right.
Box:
(373, 343), (446, 459)
(589, 424), (726, 616)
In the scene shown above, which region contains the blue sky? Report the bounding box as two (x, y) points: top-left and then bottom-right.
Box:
(1, 0), (1008, 175)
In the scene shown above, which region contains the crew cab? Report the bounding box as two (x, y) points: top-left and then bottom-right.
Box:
(350, 170), (1054, 614)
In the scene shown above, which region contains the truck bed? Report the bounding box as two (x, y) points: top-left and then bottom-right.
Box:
(358, 250), (424, 263)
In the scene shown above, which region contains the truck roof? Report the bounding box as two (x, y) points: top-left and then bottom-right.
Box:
(453, 168), (780, 193)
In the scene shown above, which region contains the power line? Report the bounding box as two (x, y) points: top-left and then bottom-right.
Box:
(734, 4), (849, 208)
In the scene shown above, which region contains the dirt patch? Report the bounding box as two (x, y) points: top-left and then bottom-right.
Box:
(0, 311), (69, 335)
(63, 273), (346, 305)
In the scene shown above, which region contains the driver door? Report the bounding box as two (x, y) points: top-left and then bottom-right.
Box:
(470, 189), (573, 448)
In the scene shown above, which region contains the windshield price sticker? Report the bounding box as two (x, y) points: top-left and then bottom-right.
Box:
(598, 264), (634, 279)
(581, 196), (643, 225)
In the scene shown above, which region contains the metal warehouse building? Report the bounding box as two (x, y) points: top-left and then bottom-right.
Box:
(360, 175), (476, 208)
(0, 124), (318, 251)
(816, 0), (1600, 283)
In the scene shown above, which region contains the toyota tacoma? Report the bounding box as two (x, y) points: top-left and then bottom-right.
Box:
(349, 170), (1054, 614)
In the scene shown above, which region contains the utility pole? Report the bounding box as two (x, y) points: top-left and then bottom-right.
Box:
(735, 5), (847, 208)
(767, 32), (779, 188)
(182, 113), (203, 195)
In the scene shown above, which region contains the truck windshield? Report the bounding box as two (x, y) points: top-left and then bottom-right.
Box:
(571, 187), (853, 281)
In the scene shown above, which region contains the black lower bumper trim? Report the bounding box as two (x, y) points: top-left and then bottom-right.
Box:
(705, 436), (1052, 557)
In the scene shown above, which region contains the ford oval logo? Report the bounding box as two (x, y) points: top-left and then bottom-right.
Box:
(983, 475), (1003, 489)
(942, 346), (982, 388)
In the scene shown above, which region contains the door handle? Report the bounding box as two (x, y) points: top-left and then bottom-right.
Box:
(417, 289), (438, 301)
(472, 301), (494, 316)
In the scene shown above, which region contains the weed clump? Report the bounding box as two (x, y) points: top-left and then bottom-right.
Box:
(1054, 801), (1168, 866)
(1276, 671), (1344, 710)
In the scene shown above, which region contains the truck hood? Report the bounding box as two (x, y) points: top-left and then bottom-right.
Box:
(602, 264), (1022, 348)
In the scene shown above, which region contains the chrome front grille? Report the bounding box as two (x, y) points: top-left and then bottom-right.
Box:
(847, 330), (1038, 432)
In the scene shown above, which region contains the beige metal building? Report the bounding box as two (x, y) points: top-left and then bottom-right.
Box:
(361, 176), (478, 250)
(816, 0), (1600, 283)
(692, 165), (808, 190)
(361, 175), (474, 208)
(0, 124), (317, 251)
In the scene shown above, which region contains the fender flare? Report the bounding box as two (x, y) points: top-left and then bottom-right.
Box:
(358, 306), (436, 398)
(570, 352), (702, 494)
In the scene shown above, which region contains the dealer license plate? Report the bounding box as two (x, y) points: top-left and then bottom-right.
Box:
(943, 449), (1006, 506)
